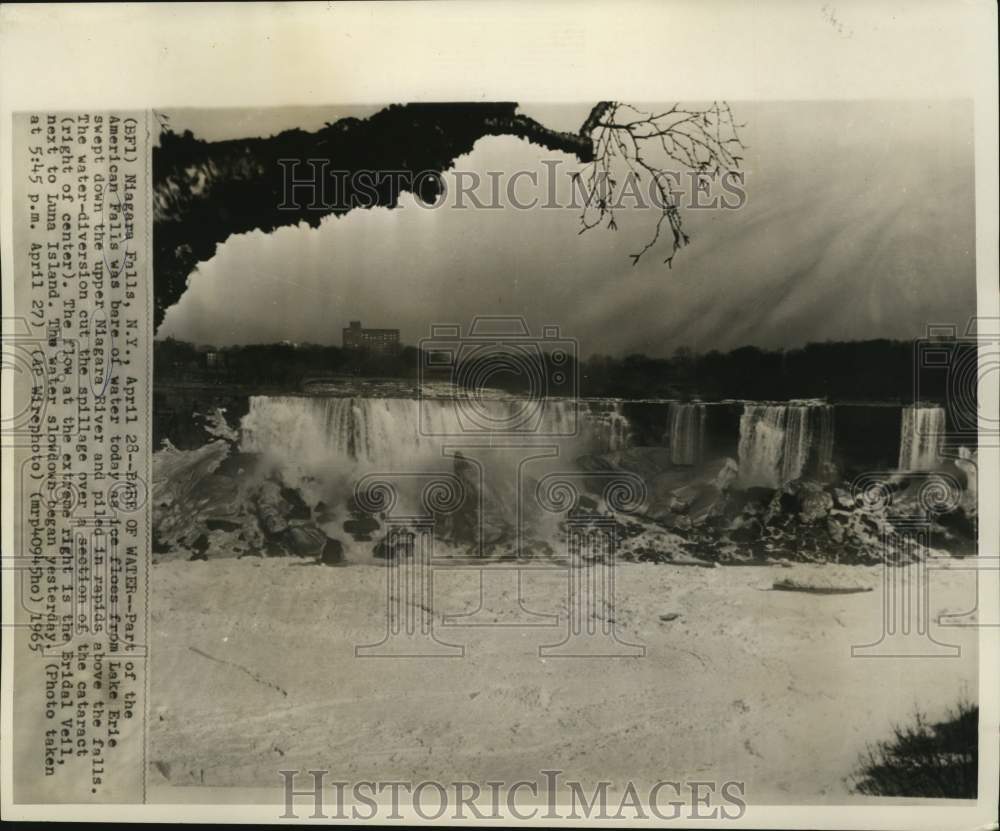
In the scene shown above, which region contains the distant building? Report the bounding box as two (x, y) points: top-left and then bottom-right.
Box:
(204, 350), (227, 370)
(342, 321), (401, 355)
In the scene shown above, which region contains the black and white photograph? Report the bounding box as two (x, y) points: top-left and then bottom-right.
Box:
(147, 98), (980, 805)
(1, 2), (997, 826)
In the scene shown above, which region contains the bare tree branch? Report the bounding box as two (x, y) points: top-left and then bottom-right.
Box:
(153, 101), (744, 328)
(574, 101), (746, 267)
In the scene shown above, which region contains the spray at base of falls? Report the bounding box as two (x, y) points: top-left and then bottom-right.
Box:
(737, 403), (834, 488)
(898, 406), (946, 471)
(239, 395), (632, 514)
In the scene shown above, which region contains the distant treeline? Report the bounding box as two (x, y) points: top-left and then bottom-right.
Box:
(154, 337), (422, 386)
(154, 336), (968, 402)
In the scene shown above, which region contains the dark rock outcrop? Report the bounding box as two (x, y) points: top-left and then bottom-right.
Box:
(153, 437), (343, 562)
(153, 431), (977, 568)
(320, 538), (346, 566)
(341, 496), (381, 542)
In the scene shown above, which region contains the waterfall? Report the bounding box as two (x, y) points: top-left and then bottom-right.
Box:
(782, 406), (813, 482)
(738, 406), (789, 488)
(898, 406), (945, 470)
(815, 405), (835, 475)
(667, 403), (705, 465)
(241, 397), (437, 469)
(737, 403), (834, 488)
(581, 400), (632, 452)
(240, 395), (632, 476)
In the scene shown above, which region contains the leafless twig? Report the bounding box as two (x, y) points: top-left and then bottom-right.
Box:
(576, 101), (746, 268)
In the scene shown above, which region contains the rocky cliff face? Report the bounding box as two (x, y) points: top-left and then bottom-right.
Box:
(152, 410), (977, 567)
(152, 410), (344, 563)
(573, 446), (977, 565)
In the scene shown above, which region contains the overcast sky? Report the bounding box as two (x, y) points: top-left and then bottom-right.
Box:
(158, 100), (975, 357)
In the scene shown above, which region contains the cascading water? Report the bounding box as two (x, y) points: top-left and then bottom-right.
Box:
(898, 406), (945, 470)
(666, 403), (706, 465)
(240, 395), (633, 504)
(737, 403), (834, 488)
(781, 406), (813, 483)
(581, 400), (632, 452)
(815, 406), (835, 475)
(241, 397), (445, 470)
(738, 406), (788, 488)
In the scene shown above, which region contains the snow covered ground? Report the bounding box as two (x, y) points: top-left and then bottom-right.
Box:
(148, 555), (979, 804)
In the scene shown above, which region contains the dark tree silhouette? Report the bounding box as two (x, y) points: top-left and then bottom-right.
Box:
(153, 101), (744, 329)
(850, 700), (978, 798)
